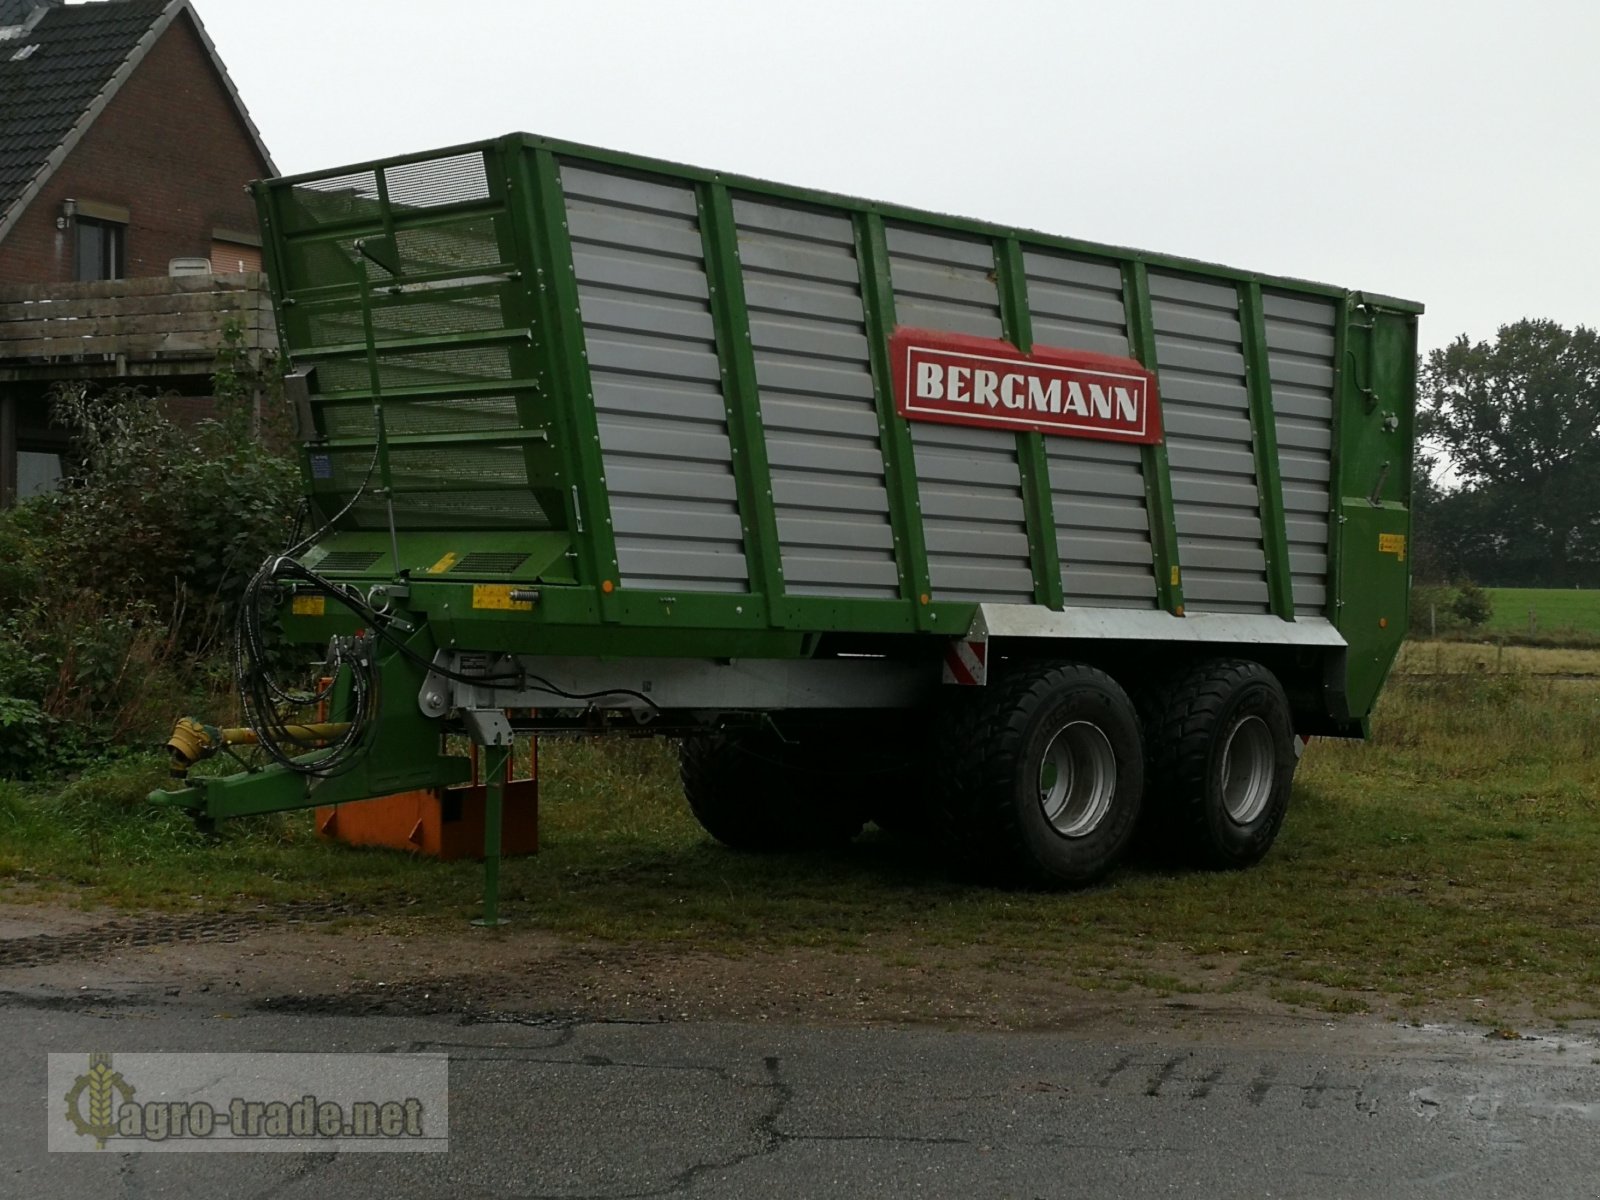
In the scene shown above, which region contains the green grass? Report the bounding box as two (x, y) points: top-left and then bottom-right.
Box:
(4, 673), (1600, 1019)
(1483, 587), (1600, 640)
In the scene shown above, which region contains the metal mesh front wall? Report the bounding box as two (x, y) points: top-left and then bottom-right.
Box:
(272, 148), (544, 533)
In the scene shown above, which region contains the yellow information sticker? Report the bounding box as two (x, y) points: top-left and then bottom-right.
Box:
(472, 584), (534, 612)
(1378, 533), (1407, 562)
(1170, 566), (1181, 587)
(291, 595), (326, 617)
(427, 552), (460, 575)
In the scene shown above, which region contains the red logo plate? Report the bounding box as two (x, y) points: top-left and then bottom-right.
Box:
(890, 328), (1162, 445)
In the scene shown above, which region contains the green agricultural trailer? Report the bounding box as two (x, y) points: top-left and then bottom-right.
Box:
(153, 132), (1419, 900)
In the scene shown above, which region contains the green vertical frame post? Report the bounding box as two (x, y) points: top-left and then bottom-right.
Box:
(1239, 281), (1295, 619)
(252, 183), (324, 510)
(856, 212), (935, 627)
(995, 238), (1064, 610)
(486, 143), (574, 586)
(472, 743), (511, 928)
(1123, 262), (1185, 614)
(1326, 295), (1351, 628)
(519, 144), (624, 612)
(698, 182), (786, 621)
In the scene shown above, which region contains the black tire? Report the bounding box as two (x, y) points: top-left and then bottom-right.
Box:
(678, 729), (865, 853)
(1139, 659), (1296, 869)
(934, 662), (1144, 888)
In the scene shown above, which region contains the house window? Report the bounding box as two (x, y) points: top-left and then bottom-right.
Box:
(17, 451), (63, 500)
(210, 240), (262, 273)
(74, 217), (125, 281)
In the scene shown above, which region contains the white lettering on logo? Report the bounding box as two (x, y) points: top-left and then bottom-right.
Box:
(948, 366), (970, 404)
(1028, 377), (1061, 413)
(897, 335), (1153, 442)
(1064, 381), (1089, 416)
(974, 369), (1000, 409)
(1000, 374), (1025, 410)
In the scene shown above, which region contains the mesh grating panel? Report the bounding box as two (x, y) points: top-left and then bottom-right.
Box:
(450, 553), (530, 575)
(393, 220), (503, 274)
(304, 294), (507, 349)
(387, 444), (532, 490)
(384, 154), (491, 210)
(314, 551), (382, 573)
(288, 172), (380, 230)
(318, 441), (551, 533)
(313, 345), (516, 394)
(281, 148), (549, 539)
(318, 396), (523, 439)
(346, 492), (551, 530)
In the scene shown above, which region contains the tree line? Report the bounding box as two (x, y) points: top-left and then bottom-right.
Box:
(1413, 319), (1600, 588)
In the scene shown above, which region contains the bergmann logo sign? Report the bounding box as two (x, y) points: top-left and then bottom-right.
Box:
(890, 327), (1163, 445)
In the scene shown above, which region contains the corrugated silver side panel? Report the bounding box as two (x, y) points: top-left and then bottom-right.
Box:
(1024, 251), (1156, 609)
(1149, 272), (1270, 614)
(886, 224), (1033, 604)
(1263, 291), (1336, 617)
(732, 197), (899, 599)
(560, 163), (748, 593)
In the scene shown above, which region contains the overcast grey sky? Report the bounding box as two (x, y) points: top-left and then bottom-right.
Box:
(197, 0), (1596, 357)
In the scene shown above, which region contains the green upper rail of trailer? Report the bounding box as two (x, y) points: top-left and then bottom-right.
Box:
(253, 132), (1420, 721)
(261, 133), (1424, 312)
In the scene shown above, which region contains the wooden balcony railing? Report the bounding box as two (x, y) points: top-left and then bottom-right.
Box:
(0, 273), (277, 382)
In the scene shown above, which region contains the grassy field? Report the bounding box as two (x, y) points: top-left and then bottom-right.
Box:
(1483, 587), (1600, 640)
(3, 659), (1600, 1022)
(1396, 640), (1600, 676)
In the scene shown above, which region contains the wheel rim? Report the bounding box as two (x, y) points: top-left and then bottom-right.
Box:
(1037, 721), (1118, 838)
(1220, 716), (1275, 825)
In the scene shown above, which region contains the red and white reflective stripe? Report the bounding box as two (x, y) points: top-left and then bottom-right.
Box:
(942, 638), (988, 686)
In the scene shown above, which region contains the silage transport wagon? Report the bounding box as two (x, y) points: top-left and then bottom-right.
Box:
(153, 133), (1420, 898)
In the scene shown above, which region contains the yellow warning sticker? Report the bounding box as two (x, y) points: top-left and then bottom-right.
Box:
(1170, 566), (1181, 587)
(1378, 533), (1407, 562)
(291, 595), (326, 617)
(472, 584), (534, 612)
(427, 552), (460, 575)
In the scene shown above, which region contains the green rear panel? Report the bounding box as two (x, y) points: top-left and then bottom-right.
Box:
(255, 133), (1421, 717)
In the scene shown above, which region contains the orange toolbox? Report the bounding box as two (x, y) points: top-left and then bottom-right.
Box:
(315, 740), (538, 860)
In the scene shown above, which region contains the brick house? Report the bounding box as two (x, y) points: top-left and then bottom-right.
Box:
(0, 0), (276, 502)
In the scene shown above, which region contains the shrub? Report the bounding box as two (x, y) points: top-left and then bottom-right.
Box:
(1452, 579), (1493, 628)
(1408, 580), (1494, 637)
(33, 381), (299, 660)
(0, 348), (298, 777)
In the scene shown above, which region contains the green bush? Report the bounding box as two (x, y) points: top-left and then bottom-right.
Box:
(0, 349), (298, 778)
(1409, 580), (1494, 637)
(31, 381), (299, 658)
(1452, 579), (1493, 628)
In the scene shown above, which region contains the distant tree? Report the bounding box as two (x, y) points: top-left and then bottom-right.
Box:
(1409, 448), (1449, 583)
(1422, 320), (1600, 586)
(1451, 579), (1493, 628)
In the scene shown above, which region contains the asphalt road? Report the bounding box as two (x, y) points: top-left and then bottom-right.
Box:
(6, 991), (1600, 1199)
